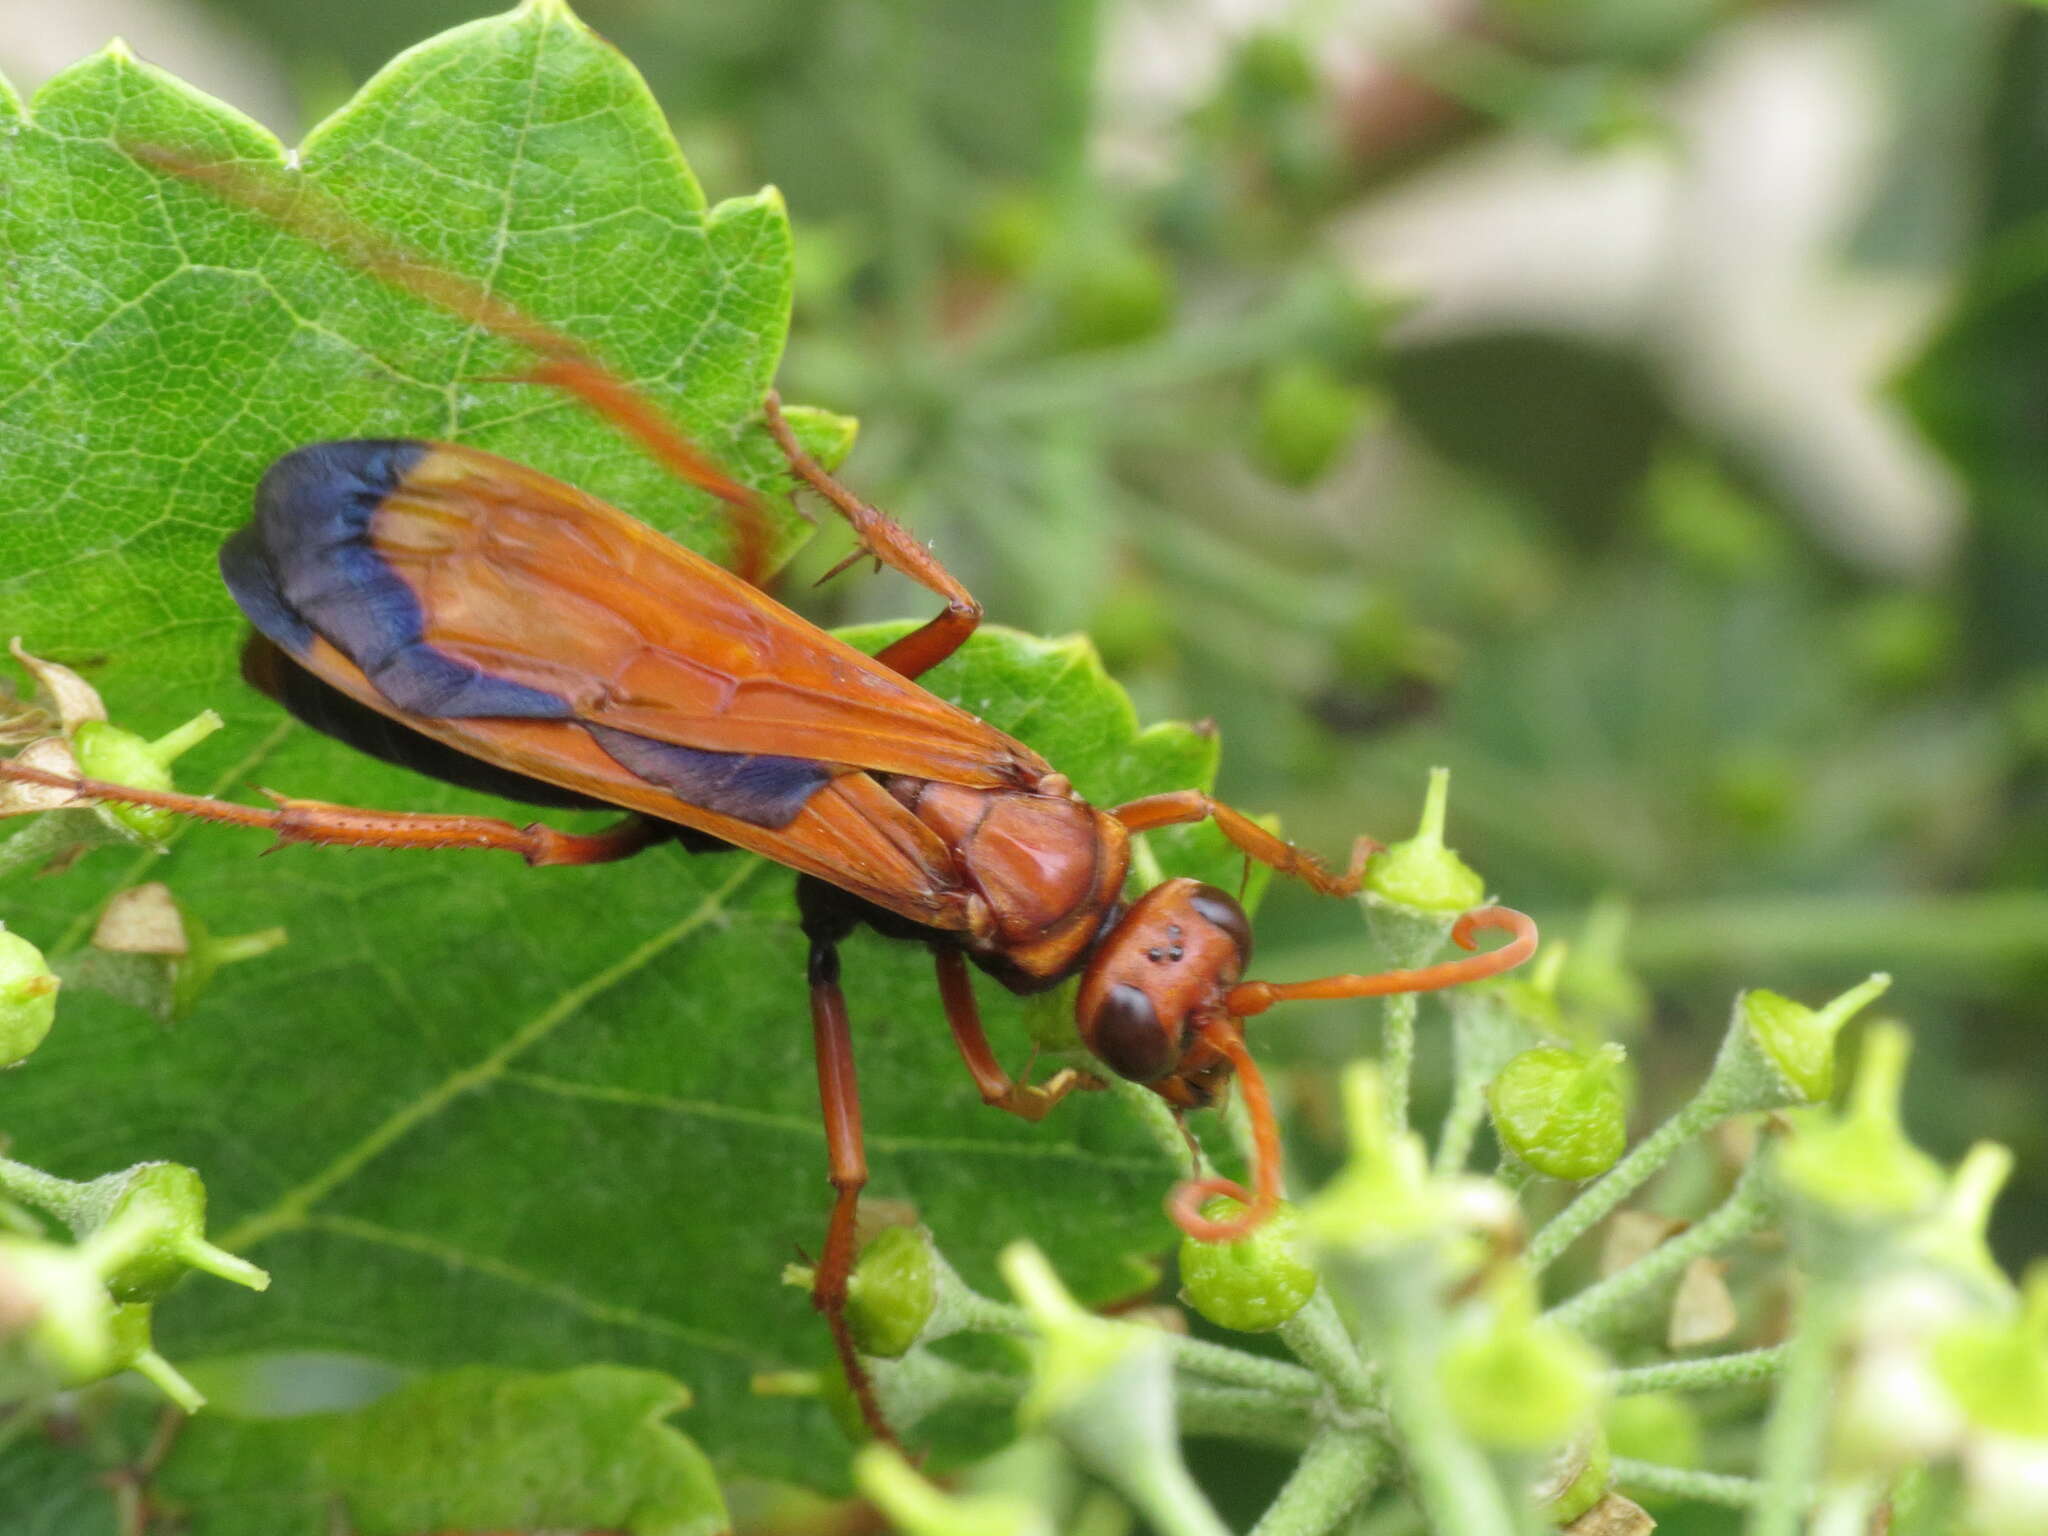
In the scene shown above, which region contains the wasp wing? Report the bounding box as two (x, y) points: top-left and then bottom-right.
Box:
(220, 439), (1039, 928)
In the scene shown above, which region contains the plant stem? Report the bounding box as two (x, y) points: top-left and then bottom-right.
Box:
(1435, 1074), (1489, 1175)
(1108, 1428), (1236, 1536)
(1382, 993), (1418, 1135)
(1608, 1345), (1790, 1395)
(1526, 1079), (1736, 1274)
(0, 1157), (83, 1222)
(1751, 1271), (1851, 1536)
(1279, 1289), (1380, 1412)
(1177, 1383), (1318, 1450)
(944, 1283), (1324, 1401)
(1252, 1428), (1386, 1536)
(1610, 1458), (1763, 1507)
(1351, 1262), (1520, 1536)
(1548, 1158), (1774, 1336)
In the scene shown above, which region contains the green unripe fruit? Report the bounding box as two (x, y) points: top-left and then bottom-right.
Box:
(71, 711), (221, 841)
(1489, 1044), (1628, 1181)
(969, 189), (1054, 279)
(1441, 1282), (1604, 1450)
(1177, 1197), (1316, 1332)
(845, 1225), (936, 1359)
(1364, 767), (1486, 913)
(0, 928), (59, 1067)
(1779, 1022), (1942, 1221)
(1934, 1266), (2048, 1439)
(1250, 359), (1373, 488)
(1740, 973), (1889, 1105)
(72, 1161), (269, 1302)
(1053, 243), (1174, 351)
(1605, 1392), (1703, 1471)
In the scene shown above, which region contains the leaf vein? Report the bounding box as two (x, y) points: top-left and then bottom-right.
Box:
(218, 854), (761, 1251)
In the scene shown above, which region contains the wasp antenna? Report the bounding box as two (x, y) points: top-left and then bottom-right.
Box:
(125, 143), (773, 584)
(1224, 905), (1538, 1019)
(1165, 1025), (1284, 1243)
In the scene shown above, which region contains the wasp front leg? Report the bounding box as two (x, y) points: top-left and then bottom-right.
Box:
(933, 947), (1097, 1121)
(1109, 790), (1378, 898)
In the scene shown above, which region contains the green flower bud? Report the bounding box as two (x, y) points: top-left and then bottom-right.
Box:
(1177, 1197), (1317, 1332)
(1000, 1242), (1205, 1533)
(1482, 940), (1569, 1041)
(1778, 1022), (1943, 1224)
(105, 1300), (205, 1411)
(1002, 1243), (1145, 1430)
(1533, 1428), (1611, 1525)
(853, 1444), (1052, 1536)
(1305, 1063), (1437, 1248)
(1935, 1265), (2048, 1440)
(1230, 30), (1317, 107)
(71, 1161), (269, 1302)
(1364, 767), (1486, 913)
(1249, 359), (1374, 489)
(1053, 241), (1174, 351)
(968, 189), (1054, 280)
(0, 1236), (115, 1387)
(1740, 972), (1891, 1106)
(1605, 1392), (1703, 1479)
(845, 1225), (937, 1359)
(1912, 1142), (2017, 1299)
(1557, 896), (1651, 1041)
(71, 710), (221, 841)
(1490, 1044), (1628, 1181)
(170, 911), (288, 1022)
(0, 927), (59, 1067)
(1441, 1272), (1605, 1451)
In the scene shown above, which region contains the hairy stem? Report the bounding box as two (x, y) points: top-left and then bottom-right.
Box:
(1526, 1079), (1736, 1273)
(1609, 1345), (1790, 1395)
(1252, 1428), (1387, 1536)
(1548, 1157), (1775, 1336)
(1611, 1459), (1763, 1507)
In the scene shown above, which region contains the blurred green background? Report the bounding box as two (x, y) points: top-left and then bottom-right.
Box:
(6, 0), (2044, 1518)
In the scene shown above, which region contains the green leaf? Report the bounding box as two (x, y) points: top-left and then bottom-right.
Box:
(156, 1365), (727, 1536)
(0, 2), (1245, 1490)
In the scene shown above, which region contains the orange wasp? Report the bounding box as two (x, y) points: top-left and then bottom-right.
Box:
(1, 150), (1537, 1441)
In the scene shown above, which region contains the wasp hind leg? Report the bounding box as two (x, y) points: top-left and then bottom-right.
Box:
(0, 760), (663, 868)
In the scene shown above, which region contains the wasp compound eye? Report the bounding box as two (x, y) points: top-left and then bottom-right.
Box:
(1186, 884), (1252, 964)
(1089, 982), (1177, 1083)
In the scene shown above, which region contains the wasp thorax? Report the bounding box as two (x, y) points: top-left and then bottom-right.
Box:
(1074, 878), (1253, 1097)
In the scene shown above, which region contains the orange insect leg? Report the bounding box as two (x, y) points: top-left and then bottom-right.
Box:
(0, 759), (661, 868)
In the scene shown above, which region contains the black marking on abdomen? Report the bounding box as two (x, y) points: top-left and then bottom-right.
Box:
(584, 724), (831, 829)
